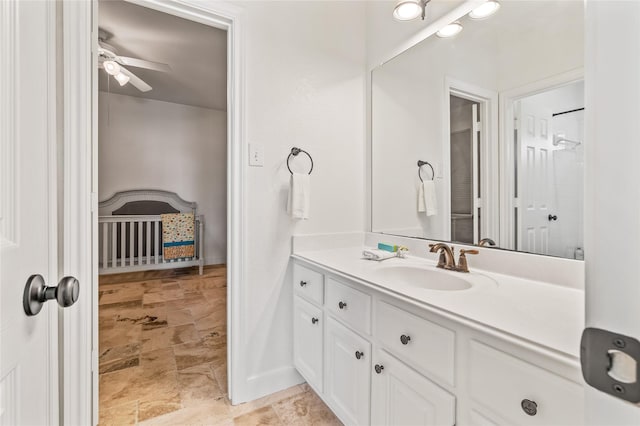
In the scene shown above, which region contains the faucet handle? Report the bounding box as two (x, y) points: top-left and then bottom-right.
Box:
(457, 249), (478, 273)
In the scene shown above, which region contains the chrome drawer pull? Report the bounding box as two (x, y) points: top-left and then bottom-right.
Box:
(338, 301), (347, 309)
(400, 334), (411, 345)
(355, 351), (364, 360)
(521, 399), (537, 416)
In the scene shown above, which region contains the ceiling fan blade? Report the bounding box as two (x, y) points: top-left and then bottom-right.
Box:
(120, 66), (152, 92)
(117, 56), (171, 73)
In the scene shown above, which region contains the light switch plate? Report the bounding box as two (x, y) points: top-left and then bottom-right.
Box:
(249, 143), (264, 167)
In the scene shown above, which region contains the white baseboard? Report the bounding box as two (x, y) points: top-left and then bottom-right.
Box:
(233, 366), (304, 405)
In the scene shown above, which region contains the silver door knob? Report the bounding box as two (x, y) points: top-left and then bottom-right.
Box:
(23, 274), (79, 316)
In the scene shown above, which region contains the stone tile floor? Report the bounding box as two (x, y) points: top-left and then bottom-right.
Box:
(99, 265), (341, 425)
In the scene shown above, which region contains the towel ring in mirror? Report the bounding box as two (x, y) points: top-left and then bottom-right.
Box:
(417, 160), (434, 182)
(287, 147), (314, 175)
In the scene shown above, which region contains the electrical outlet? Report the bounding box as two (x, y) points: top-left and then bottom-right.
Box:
(249, 144), (264, 167)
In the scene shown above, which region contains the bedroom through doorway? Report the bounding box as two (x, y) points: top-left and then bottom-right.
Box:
(96, 1), (230, 422)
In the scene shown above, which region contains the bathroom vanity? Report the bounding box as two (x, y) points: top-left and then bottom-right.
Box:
(290, 244), (585, 426)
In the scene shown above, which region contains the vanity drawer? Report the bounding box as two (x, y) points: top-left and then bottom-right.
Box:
(469, 340), (584, 425)
(375, 300), (455, 386)
(293, 263), (324, 305)
(326, 278), (372, 334)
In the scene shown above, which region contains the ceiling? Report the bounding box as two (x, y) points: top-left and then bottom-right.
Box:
(98, 1), (227, 110)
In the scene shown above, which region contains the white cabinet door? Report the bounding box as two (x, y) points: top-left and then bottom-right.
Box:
(293, 296), (323, 391)
(325, 317), (371, 425)
(371, 350), (455, 426)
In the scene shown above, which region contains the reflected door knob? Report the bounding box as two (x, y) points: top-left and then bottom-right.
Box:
(23, 274), (80, 316)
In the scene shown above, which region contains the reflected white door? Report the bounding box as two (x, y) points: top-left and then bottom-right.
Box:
(516, 101), (555, 255)
(0, 1), (59, 424)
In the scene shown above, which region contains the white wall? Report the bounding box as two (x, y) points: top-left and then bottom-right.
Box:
(98, 93), (227, 265)
(233, 0), (367, 402)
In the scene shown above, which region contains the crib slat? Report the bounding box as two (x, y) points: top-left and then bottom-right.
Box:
(129, 221), (134, 266)
(121, 221), (126, 267)
(138, 220), (143, 265)
(155, 220), (160, 264)
(111, 222), (117, 268)
(146, 221), (151, 265)
(102, 222), (108, 269)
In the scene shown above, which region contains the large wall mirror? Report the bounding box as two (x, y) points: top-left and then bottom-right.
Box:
(371, 0), (584, 259)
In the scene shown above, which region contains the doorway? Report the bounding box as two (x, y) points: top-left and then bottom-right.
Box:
(95, 1), (230, 423)
(449, 95), (481, 244)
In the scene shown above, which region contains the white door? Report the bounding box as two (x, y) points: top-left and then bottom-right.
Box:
(325, 317), (371, 425)
(516, 100), (555, 255)
(582, 0), (640, 424)
(0, 1), (70, 424)
(371, 349), (455, 426)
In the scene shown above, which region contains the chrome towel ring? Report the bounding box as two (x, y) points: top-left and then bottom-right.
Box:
(417, 160), (434, 182)
(287, 147), (314, 175)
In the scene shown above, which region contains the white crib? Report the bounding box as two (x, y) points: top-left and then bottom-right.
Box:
(98, 190), (204, 275)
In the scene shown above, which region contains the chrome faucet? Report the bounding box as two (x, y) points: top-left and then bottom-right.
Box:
(429, 243), (456, 270)
(429, 243), (479, 273)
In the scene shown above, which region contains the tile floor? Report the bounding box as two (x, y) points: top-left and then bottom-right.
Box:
(99, 265), (341, 425)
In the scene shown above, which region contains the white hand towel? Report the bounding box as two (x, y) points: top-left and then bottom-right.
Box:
(418, 184), (426, 213)
(287, 173), (311, 220)
(422, 181), (438, 217)
(362, 249), (396, 261)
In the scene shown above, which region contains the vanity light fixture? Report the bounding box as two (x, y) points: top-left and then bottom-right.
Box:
(393, 0), (431, 21)
(469, 0), (501, 19)
(436, 21), (463, 38)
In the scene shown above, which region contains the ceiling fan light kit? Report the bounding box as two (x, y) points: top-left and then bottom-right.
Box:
(97, 31), (171, 93)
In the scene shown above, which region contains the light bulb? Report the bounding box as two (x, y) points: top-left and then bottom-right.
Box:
(114, 72), (130, 86)
(103, 60), (121, 76)
(436, 21), (463, 38)
(393, 0), (422, 21)
(469, 0), (500, 19)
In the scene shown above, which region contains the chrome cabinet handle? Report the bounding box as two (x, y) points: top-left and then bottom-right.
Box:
(23, 274), (79, 316)
(299, 280), (307, 287)
(338, 301), (347, 309)
(355, 351), (364, 360)
(400, 334), (411, 345)
(311, 317), (319, 324)
(521, 399), (537, 416)
(374, 364), (384, 374)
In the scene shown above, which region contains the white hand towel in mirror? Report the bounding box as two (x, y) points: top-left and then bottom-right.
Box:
(287, 173), (311, 220)
(422, 181), (438, 217)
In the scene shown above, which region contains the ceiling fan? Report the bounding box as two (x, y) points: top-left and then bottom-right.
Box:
(98, 30), (171, 92)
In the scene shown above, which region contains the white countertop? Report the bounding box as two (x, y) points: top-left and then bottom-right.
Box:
(292, 247), (585, 360)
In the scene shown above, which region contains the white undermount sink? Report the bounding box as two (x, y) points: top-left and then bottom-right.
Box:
(374, 264), (475, 291)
